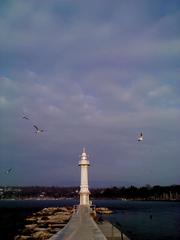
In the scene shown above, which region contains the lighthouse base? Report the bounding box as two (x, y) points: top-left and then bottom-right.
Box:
(80, 192), (90, 205)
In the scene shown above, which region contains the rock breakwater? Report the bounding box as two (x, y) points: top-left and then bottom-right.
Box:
(15, 207), (73, 240)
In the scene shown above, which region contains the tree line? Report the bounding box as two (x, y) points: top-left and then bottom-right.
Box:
(91, 185), (180, 200)
(0, 185), (180, 200)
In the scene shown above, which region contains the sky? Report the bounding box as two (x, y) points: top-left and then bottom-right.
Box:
(0, 0), (180, 187)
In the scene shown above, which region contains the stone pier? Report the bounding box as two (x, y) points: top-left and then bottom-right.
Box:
(49, 205), (107, 240)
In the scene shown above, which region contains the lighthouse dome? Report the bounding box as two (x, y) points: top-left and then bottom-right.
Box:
(79, 147), (90, 165)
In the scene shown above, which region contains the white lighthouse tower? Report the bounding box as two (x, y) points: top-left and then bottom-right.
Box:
(79, 147), (90, 205)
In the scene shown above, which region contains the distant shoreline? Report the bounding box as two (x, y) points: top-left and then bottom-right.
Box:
(0, 198), (180, 202)
(1, 185), (179, 201)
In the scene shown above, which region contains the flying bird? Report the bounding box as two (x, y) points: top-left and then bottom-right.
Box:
(138, 132), (144, 142)
(22, 116), (29, 120)
(33, 125), (44, 133)
(5, 168), (13, 175)
(22, 113), (29, 120)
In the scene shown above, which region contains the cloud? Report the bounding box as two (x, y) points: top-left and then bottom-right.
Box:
(148, 85), (173, 97)
(0, 1), (180, 186)
(0, 96), (8, 107)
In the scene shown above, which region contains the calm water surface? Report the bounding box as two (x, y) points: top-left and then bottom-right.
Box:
(94, 200), (180, 240)
(0, 199), (179, 240)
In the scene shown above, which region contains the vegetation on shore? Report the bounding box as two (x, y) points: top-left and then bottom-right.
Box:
(0, 185), (180, 201)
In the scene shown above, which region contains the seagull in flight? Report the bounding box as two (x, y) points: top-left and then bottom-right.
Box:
(5, 168), (13, 175)
(22, 113), (29, 120)
(138, 132), (144, 142)
(33, 125), (44, 134)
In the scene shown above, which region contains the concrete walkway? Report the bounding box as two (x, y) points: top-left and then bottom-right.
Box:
(49, 205), (107, 240)
(98, 221), (130, 240)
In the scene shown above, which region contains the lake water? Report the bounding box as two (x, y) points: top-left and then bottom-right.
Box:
(0, 199), (179, 240)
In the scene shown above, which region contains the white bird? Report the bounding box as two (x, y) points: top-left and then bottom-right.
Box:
(138, 132), (144, 142)
(33, 125), (44, 134)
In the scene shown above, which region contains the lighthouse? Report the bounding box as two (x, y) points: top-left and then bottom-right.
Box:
(79, 148), (90, 205)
